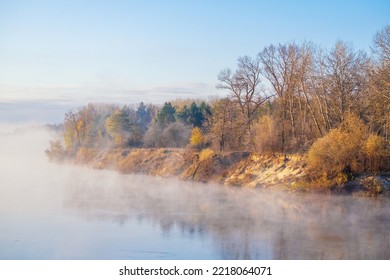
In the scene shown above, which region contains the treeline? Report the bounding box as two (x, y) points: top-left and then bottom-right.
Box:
(48, 26), (389, 180)
(47, 100), (212, 154)
(214, 26), (389, 154)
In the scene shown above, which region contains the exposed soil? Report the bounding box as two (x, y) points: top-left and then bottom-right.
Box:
(67, 147), (390, 197)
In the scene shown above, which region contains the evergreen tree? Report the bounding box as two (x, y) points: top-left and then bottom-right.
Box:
(136, 102), (152, 133)
(189, 102), (204, 127)
(156, 102), (176, 128)
(176, 105), (190, 125)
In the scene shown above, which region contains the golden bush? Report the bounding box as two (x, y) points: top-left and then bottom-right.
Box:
(199, 148), (215, 161)
(364, 134), (388, 172)
(307, 113), (368, 176)
(190, 127), (205, 148)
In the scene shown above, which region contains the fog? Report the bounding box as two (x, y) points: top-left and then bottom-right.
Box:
(0, 124), (389, 259)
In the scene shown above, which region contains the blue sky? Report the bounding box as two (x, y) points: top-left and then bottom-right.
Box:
(0, 0), (389, 120)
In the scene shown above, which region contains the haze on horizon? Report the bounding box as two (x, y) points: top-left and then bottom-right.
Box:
(0, 0), (389, 123)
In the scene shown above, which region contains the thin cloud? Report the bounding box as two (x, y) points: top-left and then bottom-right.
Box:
(0, 82), (217, 104)
(0, 82), (221, 123)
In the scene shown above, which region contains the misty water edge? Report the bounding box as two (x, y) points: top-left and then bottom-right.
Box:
(0, 125), (389, 260)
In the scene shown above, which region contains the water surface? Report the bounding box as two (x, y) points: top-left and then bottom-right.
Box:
(0, 126), (389, 259)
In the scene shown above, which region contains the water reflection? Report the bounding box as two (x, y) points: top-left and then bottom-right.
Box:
(0, 126), (389, 259)
(62, 171), (390, 259)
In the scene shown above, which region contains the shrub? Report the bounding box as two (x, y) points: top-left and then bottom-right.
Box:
(143, 123), (163, 147)
(364, 177), (385, 196)
(75, 147), (97, 163)
(144, 122), (191, 148)
(307, 113), (368, 176)
(364, 134), (388, 172)
(199, 148), (215, 161)
(294, 172), (348, 191)
(161, 122), (191, 148)
(45, 139), (66, 161)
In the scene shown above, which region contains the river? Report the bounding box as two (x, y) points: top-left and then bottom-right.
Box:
(0, 125), (389, 259)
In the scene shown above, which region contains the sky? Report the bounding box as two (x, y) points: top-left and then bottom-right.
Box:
(0, 0), (389, 122)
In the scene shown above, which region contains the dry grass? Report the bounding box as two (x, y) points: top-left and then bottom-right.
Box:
(75, 147), (98, 164)
(294, 172), (348, 192)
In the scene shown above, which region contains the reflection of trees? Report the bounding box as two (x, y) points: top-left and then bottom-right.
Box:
(63, 173), (390, 259)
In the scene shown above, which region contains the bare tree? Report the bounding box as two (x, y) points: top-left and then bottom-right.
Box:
(372, 25), (390, 62)
(367, 25), (390, 140)
(258, 43), (307, 151)
(324, 41), (369, 122)
(208, 97), (243, 152)
(217, 56), (271, 149)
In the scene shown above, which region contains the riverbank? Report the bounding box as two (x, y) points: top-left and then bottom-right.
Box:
(65, 147), (390, 197)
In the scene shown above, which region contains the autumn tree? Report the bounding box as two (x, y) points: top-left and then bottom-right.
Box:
(190, 127), (205, 149)
(217, 55), (270, 150)
(258, 42), (323, 151)
(63, 106), (94, 150)
(366, 25), (390, 141)
(62, 104), (118, 151)
(253, 115), (279, 152)
(143, 102), (193, 148)
(162, 122), (191, 147)
(51, 26), (389, 169)
(323, 41), (369, 122)
(372, 25), (390, 62)
(45, 139), (66, 161)
(144, 121), (191, 148)
(63, 111), (81, 151)
(143, 123), (164, 147)
(208, 97), (242, 151)
(364, 134), (388, 172)
(105, 107), (133, 147)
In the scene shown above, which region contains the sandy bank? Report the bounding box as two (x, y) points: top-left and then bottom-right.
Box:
(70, 147), (390, 196)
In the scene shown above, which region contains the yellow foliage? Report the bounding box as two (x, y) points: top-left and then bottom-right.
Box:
(365, 134), (386, 156)
(339, 112), (368, 137)
(295, 172), (348, 191)
(190, 127), (205, 147)
(307, 113), (368, 176)
(76, 119), (84, 131)
(114, 135), (122, 145)
(199, 148), (215, 161)
(64, 129), (74, 150)
(364, 134), (387, 172)
(76, 147), (97, 163)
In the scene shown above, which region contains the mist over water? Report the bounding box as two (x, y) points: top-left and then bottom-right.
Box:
(0, 125), (389, 259)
